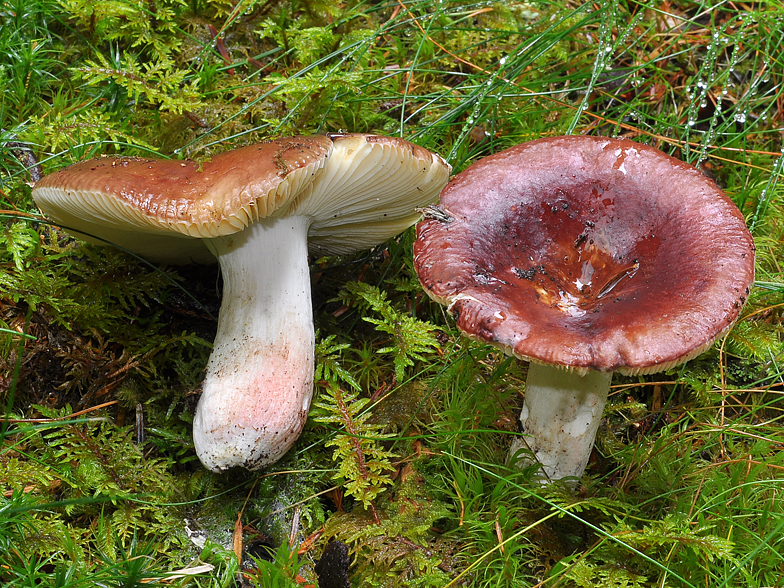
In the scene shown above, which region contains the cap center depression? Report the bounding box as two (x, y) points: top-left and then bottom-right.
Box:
(455, 179), (665, 325)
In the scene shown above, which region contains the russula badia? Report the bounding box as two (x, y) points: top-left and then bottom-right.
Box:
(33, 134), (451, 471)
(414, 135), (754, 481)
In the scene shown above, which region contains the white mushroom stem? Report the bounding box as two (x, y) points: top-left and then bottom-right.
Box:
(193, 216), (315, 472)
(509, 364), (612, 481)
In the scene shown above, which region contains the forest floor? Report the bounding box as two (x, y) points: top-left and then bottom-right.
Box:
(1, 1), (783, 587)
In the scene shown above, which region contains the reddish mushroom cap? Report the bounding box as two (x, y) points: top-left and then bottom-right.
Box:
(414, 136), (755, 375)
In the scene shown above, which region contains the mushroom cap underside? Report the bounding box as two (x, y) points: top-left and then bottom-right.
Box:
(414, 135), (755, 375)
(33, 134), (450, 263)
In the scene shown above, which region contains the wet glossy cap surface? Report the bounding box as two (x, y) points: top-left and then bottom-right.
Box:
(33, 136), (333, 263)
(33, 134), (450, 264)
(414, 136), (755, 374)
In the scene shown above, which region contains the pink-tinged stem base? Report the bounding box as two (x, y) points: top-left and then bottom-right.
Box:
(193, 216), (314, 471)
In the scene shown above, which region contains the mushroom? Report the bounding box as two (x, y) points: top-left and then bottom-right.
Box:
(33, 134), (450, 471)
(413, 135), (755, 481)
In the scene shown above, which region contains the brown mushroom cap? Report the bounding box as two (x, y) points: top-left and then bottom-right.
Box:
(414, 135), (755, 375)
(33, 136), (333, 264)
(33, 134), (449, 264)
